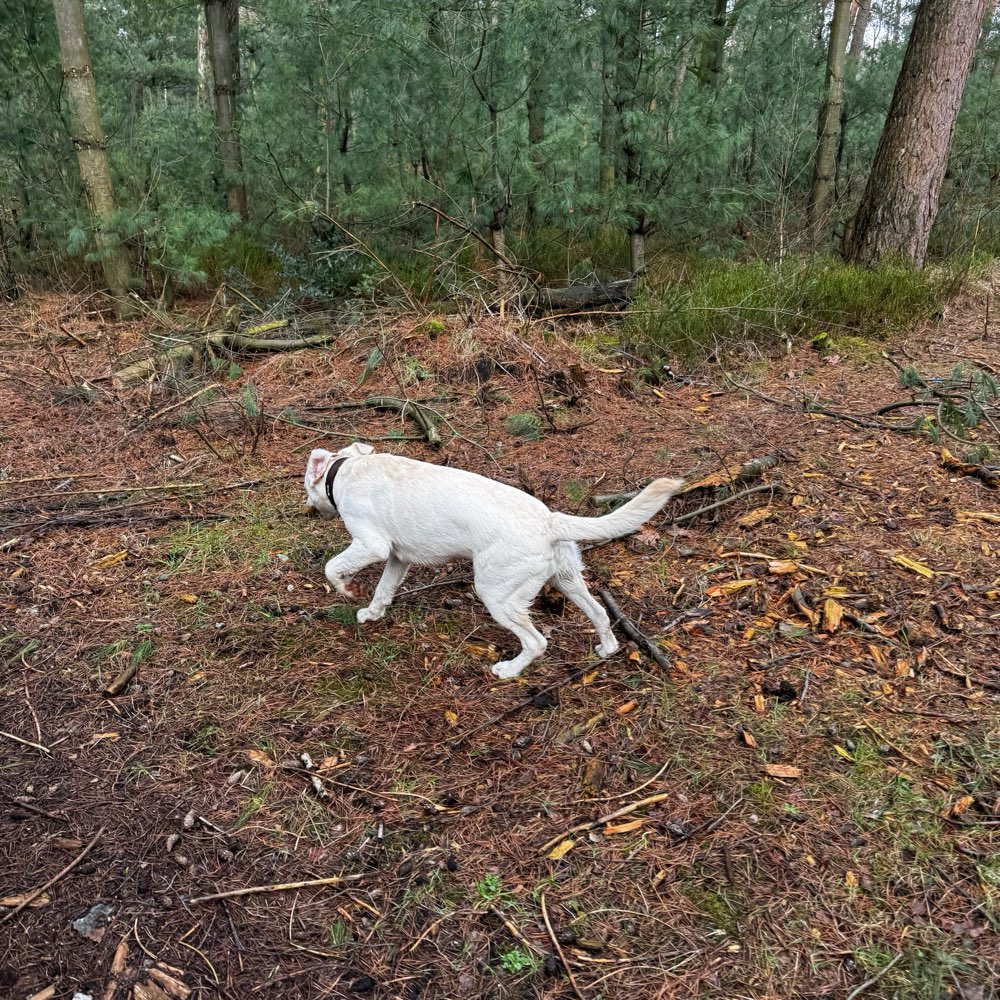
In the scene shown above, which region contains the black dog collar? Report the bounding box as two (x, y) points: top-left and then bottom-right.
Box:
(324, 457), (349, 511)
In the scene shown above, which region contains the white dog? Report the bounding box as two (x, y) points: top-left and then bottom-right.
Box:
(304, 444), (683, 679)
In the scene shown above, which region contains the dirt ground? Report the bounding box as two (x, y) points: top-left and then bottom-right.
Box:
(1, 288), (998, 1000)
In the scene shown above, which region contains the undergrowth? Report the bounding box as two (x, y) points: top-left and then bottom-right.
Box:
(621, 256), (977, 368)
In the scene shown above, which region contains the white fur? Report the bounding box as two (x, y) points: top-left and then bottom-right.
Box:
(304, 444), (683, 680)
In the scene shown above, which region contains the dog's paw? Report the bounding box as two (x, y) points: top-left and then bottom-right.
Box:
(335, 580), (364, 600)
(356, 606), (383, 624)
(596, 639), (620, 659)
(491, 660), (524, 680)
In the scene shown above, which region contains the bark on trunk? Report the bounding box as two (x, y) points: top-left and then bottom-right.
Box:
(808, 0), (852, 245)
(848, 0), (869, 61)
(843, 0), (988, 269)
(525, 54), (547, 226)
(51, 0), (135, 318)
(698, 0), (729, 87)
(598, 45), (616, 191)
(203, 0), (248, 219)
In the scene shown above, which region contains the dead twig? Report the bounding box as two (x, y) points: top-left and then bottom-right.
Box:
(102, 661), (139, 698)
(931, 651), (1000, 693)
(0, 826), (105, 924)
(449, 668), (588, 750)
(189, 873), (365, 904)
(539, 792), (671, 854)
(665, 483), (786, 525)
(844, 952), (903, 1000)
(0, 730), (51, 755)
(540, 893), (587, 1000)
(598, 589), (672, 671)
(486, 905), (545, 956)
(7, 797), (68, 823)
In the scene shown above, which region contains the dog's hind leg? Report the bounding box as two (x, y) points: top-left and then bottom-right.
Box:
(551, 570), (619, 658)
(550, 542), (618, 658)
(475, 575), (549, 680)
(324, 538), (390, 599)
(357, 554), (408, 623)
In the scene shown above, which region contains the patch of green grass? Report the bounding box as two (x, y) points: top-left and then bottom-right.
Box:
(361, 637), (408, 668)
(182, 720), (220, 755)
(623, 256), (965, 368)
(321, 606), (360, 627)
(497, 946), (540, 974)
(475, 873), (503, 903)
(681, 884), (740, 935)
(234, 781), (275, 828)
(506, 411), (542, 441)
(327, 918), (352, 946)
(563, 480), (588, 505)
(159, 498), (316, 575)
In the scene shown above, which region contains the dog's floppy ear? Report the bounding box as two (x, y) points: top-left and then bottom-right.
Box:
(306, 448), (335, 486)
(346, 442), (375, 457)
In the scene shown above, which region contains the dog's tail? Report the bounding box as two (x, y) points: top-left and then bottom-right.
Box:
(550, 478), (685, 542)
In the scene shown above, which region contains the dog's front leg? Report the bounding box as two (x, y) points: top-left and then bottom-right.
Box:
(324, 539), (389, 600)
(357, 554), (408, 623)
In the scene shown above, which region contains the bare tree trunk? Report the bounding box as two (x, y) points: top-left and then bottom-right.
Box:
(808, 0), (852, 245)
(698, 0), (729, 87)
(51, 0), (135, 318)
(197, 9), (211, 107)
(338, 81), (353, 197)
(848, 0), (869, 60)
(525, 51), (548, 227)
(598, 43), (616, 192)
(614, 0), (649, 274)
(844, 0), (988, 269)
(204, 0), (248, 219)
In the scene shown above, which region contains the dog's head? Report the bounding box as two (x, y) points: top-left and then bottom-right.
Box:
(304, 442), (375, 517)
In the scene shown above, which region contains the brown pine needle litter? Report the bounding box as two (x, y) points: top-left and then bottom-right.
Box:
(3, 293), (998, 998)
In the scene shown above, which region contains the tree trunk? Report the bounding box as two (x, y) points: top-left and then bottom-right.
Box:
(51, 0), (135, 317)
(339, 81), (353, 197)
(848, 0), (869, 61)
(203, 0), (248, 219)
(525, 55), (547, 227)
(615, 0), (648, 274)
(808, 0), (852, 245)
(843, 0), (988, 269)
(628, 230), (646, 275)
(698, 0), (728, 87)
(196, 10), (211, 107)
(598, 44), (616, 192)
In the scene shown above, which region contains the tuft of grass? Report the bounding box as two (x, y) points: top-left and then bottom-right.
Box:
(497, 946), (541, 974)
(505, 411), (542, 441)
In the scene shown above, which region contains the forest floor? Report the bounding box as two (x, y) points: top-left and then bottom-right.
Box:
(1, 285), (998, 1000)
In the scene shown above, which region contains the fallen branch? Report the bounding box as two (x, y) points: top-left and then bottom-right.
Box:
(539, 893), (587, 1000)
(363, 396), (442, 447)
(667, 796), (745, 845)
(665, 483), (786, 525)
(114, 326), (335, 385)
(534, 278), (635, 313)
(598, 589), (673, 671)
(189, 873), (365, 904)
(102, 661), (139, 698)
(0, 826), (105, 924)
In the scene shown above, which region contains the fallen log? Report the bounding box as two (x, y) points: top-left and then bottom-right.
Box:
(114, 322), (335, 386)
(531, 278), (635, 314)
